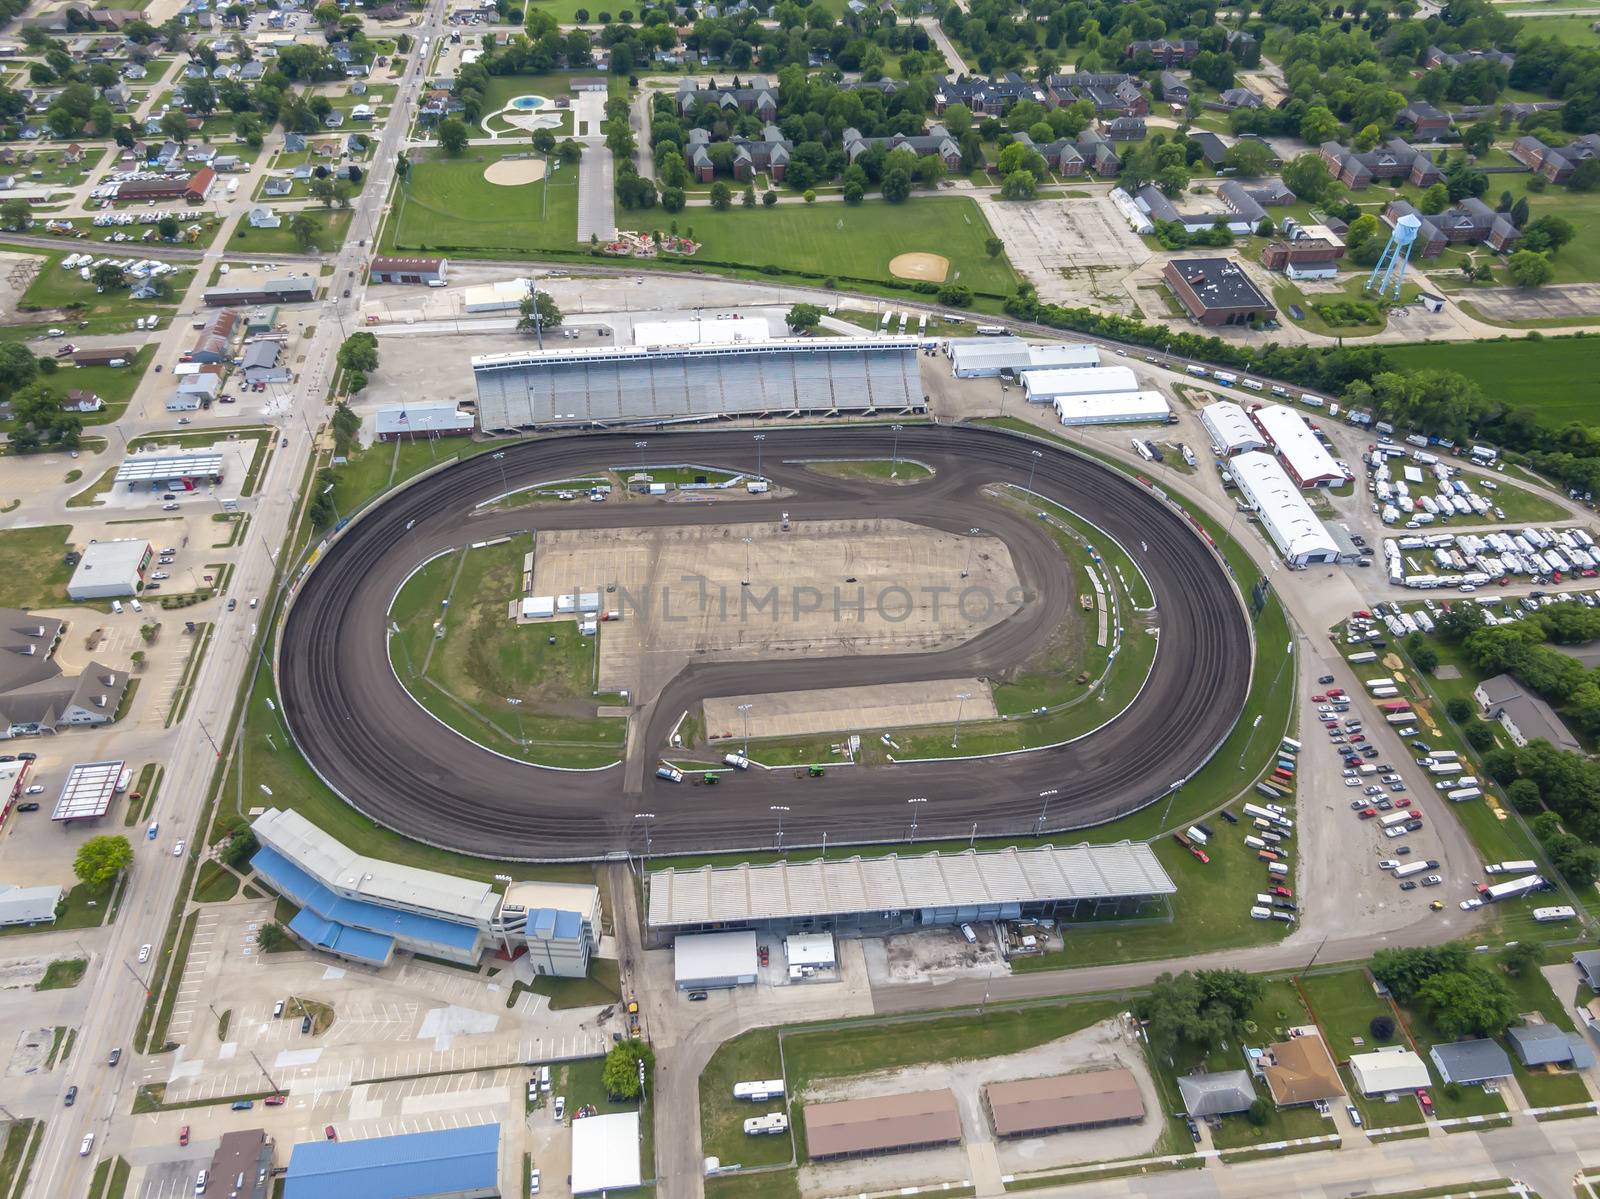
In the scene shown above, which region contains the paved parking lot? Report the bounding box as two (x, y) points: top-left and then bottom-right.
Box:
(977, 195), (1150, 307)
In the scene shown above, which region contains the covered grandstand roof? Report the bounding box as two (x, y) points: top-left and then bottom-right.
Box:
(251, 807), (499, 925)
(472, 337), (924, 429)
(647, 843), (1175, 928)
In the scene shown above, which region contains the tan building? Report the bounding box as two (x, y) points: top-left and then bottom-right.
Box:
(983, 1068), (1145, 1137)
(804, 1089), (962, 1160)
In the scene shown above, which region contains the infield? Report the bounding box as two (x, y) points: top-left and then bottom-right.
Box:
(888, 252), (951, 283)
(483, 157), (548, 186)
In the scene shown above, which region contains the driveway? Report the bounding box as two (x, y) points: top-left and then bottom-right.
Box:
(576, 89), (617, 242)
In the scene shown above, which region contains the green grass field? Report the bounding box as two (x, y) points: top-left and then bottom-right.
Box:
(387, 146), (579, 254)
(228, 210), (353, 255)
(678, 198), (1019, 295)
(1382, 337), (1600, 426)
(1513, 14), (1600, 44)
(0, 525), (75, 608)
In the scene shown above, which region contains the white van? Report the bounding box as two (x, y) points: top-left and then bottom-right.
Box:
(130, 598), (143, 613)
(112, 599), (124, 614)
(540, 1065), (551, 1092)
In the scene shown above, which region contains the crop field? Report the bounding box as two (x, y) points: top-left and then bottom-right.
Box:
(1382, 337), (1600, 425)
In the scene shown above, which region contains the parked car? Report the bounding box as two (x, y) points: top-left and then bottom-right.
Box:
(65, 1086), (77, 1106)
(325, 1125), (338, 1141)
(179, 1125), (189, 1145)
(231, 1100), (253, 1110)
(553, 1097), (565, 1122)
(138, 944), (151, 963)
(1346, 1104), (1362, 1127)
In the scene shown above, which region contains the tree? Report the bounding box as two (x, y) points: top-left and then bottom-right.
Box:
(1507, 250), (1553, 289)
(1498, 939), (1541, 979)
(1299, 105), (1341, 146)
(517, 289), (563, 333)
(73, 834), (132, 887)
(1465, 721), (1497, 751)
(1419, 183), (1450, 215)
(222, 828), (258, 869)
(438, 117), (468, 155)
(0, 197), (30, 232)
(842, 180), (864, 204)
(289, 212), (319, 251)
(1134, 969), (1262, 1057)
(1371, 943), (1472, 1004)
(336, 331), (379, 374)
(708, 180), (732, 210)
(1369, 1014), (1395, 1041)
(1522, 215), (1576, 257)
(985, 236), (1004, 259)
(1463, 122), (1495, 157)
(257, 922), (292, 952)
(1246, 1097), (1270, 1126)
(1417, 969), (1517, 1040)
(742, 186), (756, 208)
(1567, 158), (1600, 192)
(881, 166), (911, 203)
(309, 489), (335, 529)
(999, 169), (1037, 200)
(937, 283), (973, 307)
(160, 108), (190, 143)
(601, 1038), (654, 1100)
(1506, 777), (1543, 814)
(785, 303), (822, 331)
(1224, 139), (1272, 178)
(92, 262), (126, 291)
(157, 214), (180, 242)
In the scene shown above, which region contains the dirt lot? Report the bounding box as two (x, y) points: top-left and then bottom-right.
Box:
(977, 195), (1150, 309)
(703, 678), (997, 740)
(862, 923), (1011, 985)
(534, 518), (1022, 703)
(798, 1016), (1162, 1196)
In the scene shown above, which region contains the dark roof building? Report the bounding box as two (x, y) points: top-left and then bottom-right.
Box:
(1425, 45), (1514, 71)
(208, 1129), (274, 1199)
(1045, 72), (1148, 116)
(1507, 1023), (1597, 1069)
(1397, 100), (1453, 139)
(805, 1090), (962, 1160)
(1510, 134), (1600, 183)
(370, 256), (448, 285)
(1429, 1039), (1513, 1086)
(113, 166), (215, 203)
(1319, 138), (1442, 189)
(1125, 38), (1199, 65)
(204, 274), (316, 307)
(1381, 198), (1521, 257)
(1178, 1071), (1255, 1117)
(933, 72), (1042, 116)
(1163, 257), (1276, 327)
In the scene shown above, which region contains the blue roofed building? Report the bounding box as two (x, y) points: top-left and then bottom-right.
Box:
(250, 808), (600, 973)
(284, 1124), (500, 1199)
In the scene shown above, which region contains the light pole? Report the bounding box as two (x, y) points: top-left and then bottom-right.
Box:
(770, 804), (789, 851)
(753, 432), (765, 480)
(505, 696), (525, 747)
(907, 797), (926, 844)
(742, 536), (752, 586)
(321, 482), (341, 527)
(737, 702), (753, 757)
(890, 423), (903, 475)
(1036, 788), (1058, 836)
(951, 691), (971, 749)
(492, 450), (510, 502)
(1026, 449), (1043, 491)
(634, 812), (655, 870)
(961, 528), (980, 578)
(634, 439), (648, 476)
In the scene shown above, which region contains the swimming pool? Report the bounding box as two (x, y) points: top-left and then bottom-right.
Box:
(509, 95), (547, 111)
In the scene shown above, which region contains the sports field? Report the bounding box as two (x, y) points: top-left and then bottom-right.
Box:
(386, 146), (578, 254)
(1383, 337), (1600, 425)
(680, 198), (1020, 295)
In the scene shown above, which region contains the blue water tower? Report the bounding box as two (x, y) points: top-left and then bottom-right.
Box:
(1366, 213), (1420, 301)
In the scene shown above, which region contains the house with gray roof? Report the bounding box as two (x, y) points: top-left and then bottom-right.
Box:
(676, 76), (779, 120)
(1218, 87), (1264, 110)
(1475, 673), (1580, 752)
(843, 125), (961, 173)
(1507, 1023), (1596, 1070)
(1381, 198), (1521, 258)
(1429, 1039), (1513, 1085)
(1178, 1071), (1256, 1118)
(1575, 949), (1600, 991)
(1320, 137), (1442, 189)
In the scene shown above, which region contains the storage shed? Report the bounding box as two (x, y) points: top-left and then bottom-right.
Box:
(673, 929), (758, 990)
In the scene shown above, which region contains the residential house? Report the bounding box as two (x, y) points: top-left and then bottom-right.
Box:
(1101, 116), (1146, 141)
(1319, 138), (1442, 189)
(1257, 1033), (1345, 1107)
(1125, 38), (1200, 65)
(62, 143), (83, 163)
(240, 339), (290, 384)
(120, 61), (147, 80)
(1381, 198), (1521, 257)
(247, 204), (280, 229)
(101, 82), (132, 109)
(1218, 87), (1264, 111)
(675, 77), (779, 120)
(1046, 72), (1148, 117)
(283, 132), (307, 153)
(1177, 1071), (1255, 1118)
(1225, 29), (1258, 55)
(262, 176), (293, 197)
(1425, 45), (1515, 71)
(1428, 1040), (1513, 1086)
(933, 72), (1041, 116)
(1159, 71), (1190, 104)
(1506, 1024), (1596, 1070)
(62, 389), (102, 412)
(843, 125), (961, 172)
(323, 110), (344, 129)
(1397, 101), (1453, 139)
(1510, 134), (1600, 184)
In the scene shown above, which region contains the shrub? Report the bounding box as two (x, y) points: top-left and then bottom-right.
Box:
(1369, 1015), (1395, 1041)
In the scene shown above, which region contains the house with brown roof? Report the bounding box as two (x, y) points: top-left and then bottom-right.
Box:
(983, 1069), (1145, 1137)
(1259, 1033), (1344, 1108)
(805, 1090), (962, 1160)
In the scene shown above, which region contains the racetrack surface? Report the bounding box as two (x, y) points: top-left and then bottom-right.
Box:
(278, 425), (1253, 860)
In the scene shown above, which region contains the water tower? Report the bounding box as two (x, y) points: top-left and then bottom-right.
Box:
(1365, 213), (1420, 301)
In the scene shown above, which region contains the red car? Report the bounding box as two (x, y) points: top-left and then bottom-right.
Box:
(1189, 845), (1210, 864)
(1416, 1089), (1432, 1111)
(1271, 885), (1292, 898)
(265, 1094), (286, 1107)
(325, 1125), (338, 1141)
(1359, 808), (1378, 819)
(1311, 694), (1326, 703)
(179, 1125), (189, 1147)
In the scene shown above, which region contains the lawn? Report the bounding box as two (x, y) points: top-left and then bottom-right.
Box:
(677, 198), (1019, 297)
(228, 210), (353, 255)
(386, 146), (579, 255)
(0, 525), (74, 609)
(1512, 14), (1600, 44)
(11, 246), (185, 332)
(0, 878), (114, 937)
(1381, 336), (1600, 428)
(699, 1029), (792, 1169)
(35, 957), (87, 990)
(1299, 968), (1402, 1062)
(45, 345), (159, 426)
(193, 861), (240, 903)
(386, 538), (626, 767)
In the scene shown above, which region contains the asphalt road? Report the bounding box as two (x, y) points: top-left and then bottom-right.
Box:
(277, 424), (1252, 860)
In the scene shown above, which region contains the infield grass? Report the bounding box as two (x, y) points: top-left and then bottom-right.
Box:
(386, 146), (579, 254)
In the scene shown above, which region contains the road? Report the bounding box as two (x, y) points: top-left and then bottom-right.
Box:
(276, 424), (1252, 860)
(21, 3), (451, 1192)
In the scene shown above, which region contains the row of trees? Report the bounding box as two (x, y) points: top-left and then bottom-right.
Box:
(1370, 943), (1524, 1042)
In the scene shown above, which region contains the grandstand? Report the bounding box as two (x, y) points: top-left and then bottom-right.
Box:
(471, 337), (926, 430)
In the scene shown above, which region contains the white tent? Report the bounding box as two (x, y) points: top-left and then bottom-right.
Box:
(570, 1111), (642, 1194)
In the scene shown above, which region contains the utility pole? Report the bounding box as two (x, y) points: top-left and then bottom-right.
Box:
(634, 440), (648, 476)
(492, 450), (510, 502)
(634, 812), (655, 872)
(890, 423), (903, 475)
(961, 529), (980, 579)
(737, 703), (753, 757)
(907, 796), (926, 844)
(753, 433), (765, 480)
(249, 1049), (283, 1097)
(1026, 449), (1043, 492)
(770, 804), (789, 851)
(505, 696), (525, 747)
(1036, 788), (1058, 836)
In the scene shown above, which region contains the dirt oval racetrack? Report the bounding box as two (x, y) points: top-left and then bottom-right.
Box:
(277, 424), (1253, 861)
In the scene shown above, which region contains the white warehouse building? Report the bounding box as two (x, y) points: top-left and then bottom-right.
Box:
(1230, 451), (1340, 566)
(1199, 401), (1267, 456)
(1021, 365), (1139, 404)
(1251, 403), (1345, 488)
(1053, 391), (1172, 427)
(948, 338), (1099, 378)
